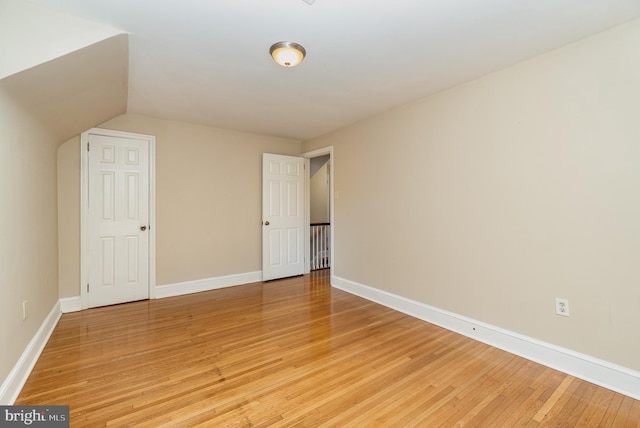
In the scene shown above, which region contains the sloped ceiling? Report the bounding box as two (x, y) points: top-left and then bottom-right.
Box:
(1, 34), (128, 143)
(20, 0), (640, 140)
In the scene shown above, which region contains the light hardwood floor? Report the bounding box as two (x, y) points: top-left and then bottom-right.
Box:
(17, 270), (640, 427)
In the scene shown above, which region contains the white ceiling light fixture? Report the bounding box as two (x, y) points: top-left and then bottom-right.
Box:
(270, 41), (306, 67)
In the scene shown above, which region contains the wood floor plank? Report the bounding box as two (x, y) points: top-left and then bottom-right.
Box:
(15, 269), (639, 426)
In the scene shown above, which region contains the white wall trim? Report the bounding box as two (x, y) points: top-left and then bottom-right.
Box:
(0, 302), (61, 405)
(332, 275), (640, 400)
(59, 270), (265, 309)
(59, 296), (82, 313)
(155, 271), (263, 299)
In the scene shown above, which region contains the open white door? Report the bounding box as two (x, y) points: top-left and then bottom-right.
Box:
(262, 154), (305, 281)
(82, 129), (155, 308)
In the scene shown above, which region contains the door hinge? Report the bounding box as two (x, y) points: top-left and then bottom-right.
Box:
(87, 283), (89, 293)
(87, 143), (90, 152)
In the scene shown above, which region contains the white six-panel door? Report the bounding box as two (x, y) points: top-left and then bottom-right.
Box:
(86, 132), (151, 308)
(262, 154), (305, 281)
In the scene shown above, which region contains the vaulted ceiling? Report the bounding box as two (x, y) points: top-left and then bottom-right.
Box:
(24, 0), (640, 140)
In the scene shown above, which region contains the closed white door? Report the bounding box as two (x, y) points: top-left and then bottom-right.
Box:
(262, 154), (305, 281)
(87, 133), (150, 308)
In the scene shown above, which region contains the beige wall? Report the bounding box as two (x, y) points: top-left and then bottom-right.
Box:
(310, 161), (329, 224)
(0, 82), (59, 385)
(57, 137), (80, 300)
(304, 19), (640, 371)
(58, 114), (301, 297)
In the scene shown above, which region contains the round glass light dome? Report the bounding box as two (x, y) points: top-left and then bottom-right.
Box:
(270, 41), (306, 67)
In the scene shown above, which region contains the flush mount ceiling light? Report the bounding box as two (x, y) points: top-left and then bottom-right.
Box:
(269, 41), (306, 67)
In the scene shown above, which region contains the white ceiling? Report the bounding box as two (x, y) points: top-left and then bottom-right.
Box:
(27, 0), (640, 141)
(2, 34), (128, 144)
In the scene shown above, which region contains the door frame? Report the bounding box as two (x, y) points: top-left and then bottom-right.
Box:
(80, 127), (157, 310)
(302, 146), (334, 276)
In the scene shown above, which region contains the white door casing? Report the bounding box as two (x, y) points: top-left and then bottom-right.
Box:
(262, 154), (305, 281)
(81, 128), (156, 309)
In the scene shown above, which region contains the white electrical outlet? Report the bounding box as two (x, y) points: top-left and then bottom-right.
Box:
(22, 300), (28, 321)
(555, 298), (569, 317)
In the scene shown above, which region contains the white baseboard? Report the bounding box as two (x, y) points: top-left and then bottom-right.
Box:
(331, 276), (640, 400)
(59, 296), (82, 313)
(59, 271), (265, 308)
(0, 302), (61, 405)
(155, 271), (263, 299)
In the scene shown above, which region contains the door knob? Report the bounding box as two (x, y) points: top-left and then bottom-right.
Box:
(140, 225), (147, 231)
(264, 221), (270, 226)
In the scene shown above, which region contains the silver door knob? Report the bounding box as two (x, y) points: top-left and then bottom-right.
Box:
(264, 221), (270, 226)
(140, 226), (147, 231)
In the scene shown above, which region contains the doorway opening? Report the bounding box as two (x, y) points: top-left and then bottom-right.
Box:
(309, 155), (330, 270)
(303, 147), (333, 274)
